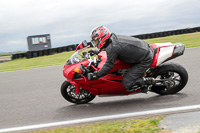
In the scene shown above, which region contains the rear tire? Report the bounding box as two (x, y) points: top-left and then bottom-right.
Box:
(151, 62), (188, 95)
(61, 81), (96, 104)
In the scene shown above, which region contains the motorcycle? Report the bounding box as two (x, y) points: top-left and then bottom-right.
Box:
(61, 40), (188, 104)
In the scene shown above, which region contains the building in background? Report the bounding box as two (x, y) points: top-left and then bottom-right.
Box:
(27, 34), (51, 51)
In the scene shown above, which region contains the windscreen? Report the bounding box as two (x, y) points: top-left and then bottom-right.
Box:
(66, 47), (92, 65)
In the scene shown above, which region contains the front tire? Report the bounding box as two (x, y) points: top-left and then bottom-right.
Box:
(61, 81), (96, 104)
(151, 62), (188, 95)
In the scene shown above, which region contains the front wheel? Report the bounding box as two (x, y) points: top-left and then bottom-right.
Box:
(61, 81), (96, 104)
(151, 62), (188, 95)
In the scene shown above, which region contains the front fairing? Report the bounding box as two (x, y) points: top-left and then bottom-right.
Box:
(63, 60), (89, 81)
(63, 46), (92, 81)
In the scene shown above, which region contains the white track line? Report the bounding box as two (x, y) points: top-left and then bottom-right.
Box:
(1, 105), (200, 133)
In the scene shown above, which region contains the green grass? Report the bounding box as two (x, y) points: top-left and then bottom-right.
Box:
(145, 32), (200, 48)
(0, 32), (199, 72)
(30, 116), (163, 133)
(0, 51), (74, 72)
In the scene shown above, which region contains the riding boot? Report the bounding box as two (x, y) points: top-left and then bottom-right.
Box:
(124, 78), (155, 93)
(124, 78), (142, 92)
(140, 77), (155, 93)
(142, 77), (155, 85)
(125, 85), (148, 93)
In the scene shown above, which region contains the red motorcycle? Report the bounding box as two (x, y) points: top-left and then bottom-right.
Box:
(61, 40), (188, 104)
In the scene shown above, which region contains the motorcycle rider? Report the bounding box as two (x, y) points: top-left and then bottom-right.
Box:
(87, 26), (154, 92)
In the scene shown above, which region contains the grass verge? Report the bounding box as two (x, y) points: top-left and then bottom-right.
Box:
(0, 51), (74, 72)
(29, 116), (164, 133)
(145, 32), (200, 48)
(0, 32), (199, 72)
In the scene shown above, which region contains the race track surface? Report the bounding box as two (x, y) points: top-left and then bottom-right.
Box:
(0, 47), (199, 129)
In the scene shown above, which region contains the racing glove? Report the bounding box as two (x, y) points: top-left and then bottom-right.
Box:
(88, 49), (99, 56)
(87, 71), (99, 80)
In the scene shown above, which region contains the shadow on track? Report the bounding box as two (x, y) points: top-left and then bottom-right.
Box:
(54, 93), (188, 121)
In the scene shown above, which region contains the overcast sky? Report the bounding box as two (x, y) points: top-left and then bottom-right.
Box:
(0, 0), (199, 53)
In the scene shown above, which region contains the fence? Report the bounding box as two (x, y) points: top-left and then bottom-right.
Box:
(11, 26), (200, 60)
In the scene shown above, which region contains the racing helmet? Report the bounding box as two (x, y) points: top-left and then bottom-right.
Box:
(90, 26), (111, 49)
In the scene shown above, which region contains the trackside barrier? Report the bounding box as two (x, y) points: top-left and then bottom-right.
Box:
(11, 44), (78, 60)
(11, 26), (200, 60)
(132, 27), (200, 39)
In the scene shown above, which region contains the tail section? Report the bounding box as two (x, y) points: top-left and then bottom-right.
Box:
(150, 42), (185, 68)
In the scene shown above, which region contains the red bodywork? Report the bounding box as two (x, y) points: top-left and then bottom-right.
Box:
(63, 44), (176, 96)
(63, 51), (140, 96)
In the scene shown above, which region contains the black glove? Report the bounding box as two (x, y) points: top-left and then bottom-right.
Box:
(88, 49), (99, 56)
(87, 71), (99, 80)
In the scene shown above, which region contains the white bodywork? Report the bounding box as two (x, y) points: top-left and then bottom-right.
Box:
(155, 42), (175, 66)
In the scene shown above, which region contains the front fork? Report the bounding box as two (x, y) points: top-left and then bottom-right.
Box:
(76, 86), (80, 94)
(65, 80), (81, 94)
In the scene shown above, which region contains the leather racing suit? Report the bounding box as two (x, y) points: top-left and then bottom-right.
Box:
(95, 33), (154, 90)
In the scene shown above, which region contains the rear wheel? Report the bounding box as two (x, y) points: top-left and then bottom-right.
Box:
(61, 81), (96, 104)
(151, 62), (188, 95)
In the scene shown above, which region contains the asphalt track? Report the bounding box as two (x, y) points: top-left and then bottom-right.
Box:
(0, 47), (200, 130)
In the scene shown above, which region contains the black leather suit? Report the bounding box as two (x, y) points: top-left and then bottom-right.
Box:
(96, 33), (153, 90)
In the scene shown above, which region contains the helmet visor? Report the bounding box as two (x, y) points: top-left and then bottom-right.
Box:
(91, 39), (99, 49)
